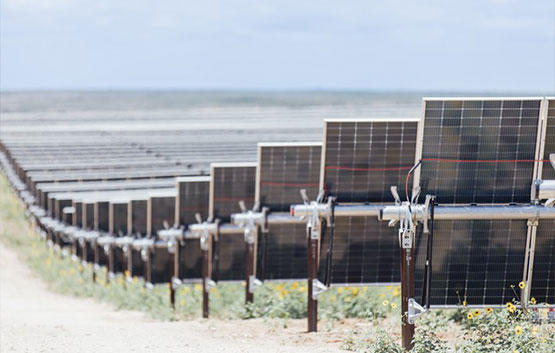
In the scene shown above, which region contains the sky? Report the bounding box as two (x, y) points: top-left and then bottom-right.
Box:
(1, 0), (554, 92)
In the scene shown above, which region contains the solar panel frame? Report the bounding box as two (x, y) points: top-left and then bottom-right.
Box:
(412, 97), (545, 308)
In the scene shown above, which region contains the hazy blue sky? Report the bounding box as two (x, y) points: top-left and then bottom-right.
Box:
(1, 0), (553, 92)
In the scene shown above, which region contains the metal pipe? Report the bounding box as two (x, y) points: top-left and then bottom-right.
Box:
(292, 204), (382, 218)
(380, 204), (555, 222)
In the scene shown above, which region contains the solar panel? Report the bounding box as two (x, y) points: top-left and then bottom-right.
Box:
(129, 199), (148, 235)
(529, 220), (555, 305)
(257, 223), (307, 281)
(95, 201), (109, 232)
(84, 202), (95, 230)
(173, 177), (210, 282)
(109, 200), (128, 235)
(257, 143), (321, 211)
(147, 193), (176, 236)
(210, 163), (257, 223)
(209, 163), (256, 282)
(412, 98), (544, 307)
(322, 120), (418, 203)
(414, 220), (528, 307)
(179, 238), (202, 282)
(175, 176), (210, 227)
(320, 216), (400, 285)
(540, 98), (555, 181)
(318, 120), (418, 285)
(151, 245), (171, 284)
(256, 143), (322, 281)
(55, 199), (72, 222)
(529, 99), (555, 306)
(415, 98), (543, 205)
(214, 233), (245, 282)
(72, 201), (83, 227)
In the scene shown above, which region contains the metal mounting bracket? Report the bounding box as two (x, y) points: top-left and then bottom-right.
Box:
(312, 279), (328, 300)
(248, 275), (263, 293)
(408, 298), (427, 324)
(205, 278), (216, 292)
(172, 277), (182, 290)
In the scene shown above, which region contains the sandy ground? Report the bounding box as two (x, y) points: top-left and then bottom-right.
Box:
(0, 242), (347, 353)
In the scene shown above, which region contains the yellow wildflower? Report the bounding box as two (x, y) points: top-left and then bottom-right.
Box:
(391, 303), (397, 309)
(532, 326), (538, 335)
(124, 270), (130, 278)
(467, 313), (473, 320)
(291, 282), (299, 290)
(485, 307), (493, 314)
(283, 290), (289, 296)
(514, 326), (522, 335)
(393, 287), (401, 297)
(351, 288), (359, 296)
(276, 284), (284, 292)
(299, 286), (306, 293)
(462, 300), (467, 307)
(133, 276), (138, 283)
(337, 287), (344, 294)
(519, 281), (526, 289)
(382, 300), (389, 306)
(182, 286), (191, 294)
(363, 287), (368, 293)
(194, 284), (202, 292)
(474, 309), (481, 317)
(180, 299), (186, 306)
(329, 295), (336, 302)
(530, 297), (537, 305)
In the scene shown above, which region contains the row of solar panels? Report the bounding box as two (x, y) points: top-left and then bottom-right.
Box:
(1, 97), (554, 310)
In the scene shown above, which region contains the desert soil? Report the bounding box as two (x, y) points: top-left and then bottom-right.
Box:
(0, 242), (348, 353)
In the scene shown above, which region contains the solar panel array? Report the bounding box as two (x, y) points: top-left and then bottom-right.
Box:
(1, 94), (553, 321)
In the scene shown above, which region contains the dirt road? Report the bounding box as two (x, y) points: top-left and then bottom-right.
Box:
(0, 243), (345, 353)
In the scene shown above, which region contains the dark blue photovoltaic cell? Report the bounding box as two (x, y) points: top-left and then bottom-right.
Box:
(419, 99), (542, 205)
(414, 219), (527, 307)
